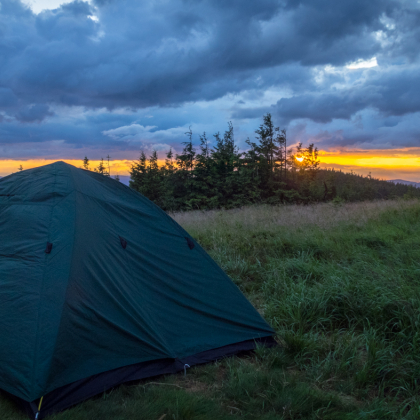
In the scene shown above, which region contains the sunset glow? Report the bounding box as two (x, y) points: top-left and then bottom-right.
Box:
(318, 148), (420, 180)
(1, 148), (418, 181)
(0, 160), (134, 177)
(1, 0), (419, 186)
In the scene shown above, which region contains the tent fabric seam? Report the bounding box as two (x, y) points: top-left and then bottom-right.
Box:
(41, 169), (78, 399)
(30, 165), (58, 399)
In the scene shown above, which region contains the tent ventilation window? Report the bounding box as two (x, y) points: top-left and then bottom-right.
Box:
(45, 242), (53, 254)
(185, 237), (195, 250)
(119, 236), (127, 249)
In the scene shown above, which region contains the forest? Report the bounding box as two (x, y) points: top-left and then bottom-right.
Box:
(87, 114), (420, 211)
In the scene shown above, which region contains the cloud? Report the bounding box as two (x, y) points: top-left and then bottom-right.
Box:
(16, 104), (54, 122)
(102, 123), (191, 153)
(272, 66), (420, 123)
(103, 124), (158, 142)
(347, 57), (378, 69)
(231, 61), (420, 133)
(1, 0), (420, 160)
(0, 0), (410, 112)
(284, 109), (420, 151)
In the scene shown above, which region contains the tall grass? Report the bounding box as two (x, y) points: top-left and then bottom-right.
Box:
(173, 199), (420, 419)
(2, 199), (420, 419)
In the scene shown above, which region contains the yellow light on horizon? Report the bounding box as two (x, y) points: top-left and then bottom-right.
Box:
(1, 148), (419, 181)
(0, 159), (135, 177)
(319, 153), (420, 168)
(317, 148), (420, 180)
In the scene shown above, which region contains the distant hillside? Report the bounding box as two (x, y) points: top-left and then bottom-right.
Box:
(117, 175), (130, 186)
(389, 179), (420, 188)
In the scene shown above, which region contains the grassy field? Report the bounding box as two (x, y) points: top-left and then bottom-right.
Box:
(2, 199), (420, 419)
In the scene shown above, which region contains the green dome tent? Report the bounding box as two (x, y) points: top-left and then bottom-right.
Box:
(0, 162), (275, 419)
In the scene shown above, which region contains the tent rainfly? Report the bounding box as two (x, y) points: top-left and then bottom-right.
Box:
(0, 162), (275, 419)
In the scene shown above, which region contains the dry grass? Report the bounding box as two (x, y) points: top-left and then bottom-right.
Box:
(171, 199), (419, 232)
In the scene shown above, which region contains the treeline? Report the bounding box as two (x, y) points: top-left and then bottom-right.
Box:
(126, 114), (420, 210)
(82, 155), (121, 181)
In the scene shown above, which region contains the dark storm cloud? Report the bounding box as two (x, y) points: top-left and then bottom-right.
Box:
(0, 0), (411, 114)
(249, 66), (420, 125)
(15, 104), (53, 122)
(1, 0), (420, 155)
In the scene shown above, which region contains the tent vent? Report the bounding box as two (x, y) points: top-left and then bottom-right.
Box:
(45, 242), (53, 254)
(185, 237), (195, 250)
(119, 236), (127, 249)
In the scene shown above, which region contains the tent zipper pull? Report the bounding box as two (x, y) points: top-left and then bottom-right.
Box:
(184, 364), (190, 377)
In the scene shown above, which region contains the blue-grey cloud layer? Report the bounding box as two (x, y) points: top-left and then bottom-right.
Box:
(1, 0), (420, 157)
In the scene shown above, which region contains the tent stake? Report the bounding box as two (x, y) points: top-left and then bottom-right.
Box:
(35, 396), (43, 420)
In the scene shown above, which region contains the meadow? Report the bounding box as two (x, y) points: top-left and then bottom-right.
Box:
(2, 199), (420, 419)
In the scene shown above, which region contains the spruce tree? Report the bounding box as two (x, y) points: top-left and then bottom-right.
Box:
(190, 132), (215, 209)
(255, 114), (278, 184)
(160, 148), (177, 210)
(94, 158), (109, 176)
(164, 148), (175, 172)
(146, 150), (164, 204)
(175, 127), (196, 205)
(177, 127), (195, 172)
(83, 157), (90, 170)
(129, 151), (148, 192)
(274, 129), (287, 179)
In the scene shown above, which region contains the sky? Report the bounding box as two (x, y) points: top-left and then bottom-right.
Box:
(0, 0), (419, 180)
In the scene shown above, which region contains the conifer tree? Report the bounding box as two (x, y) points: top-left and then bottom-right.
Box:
(164, 148), (175, 172)
(177, 127), (195, 171)
(126, 112), (420, 209)
(244, 137), (260, 180)
(255, 114), (278, 184)
(210, 123), (244, 206)
(94, 158), (109, 176)
(129, 151), (148, 192)
(145, 150), (164, 204)
(191, 132), (215, 208)
(274, 129), (287, 179)
(160, 148), (178, 210)
(176, 127), (196, 203)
